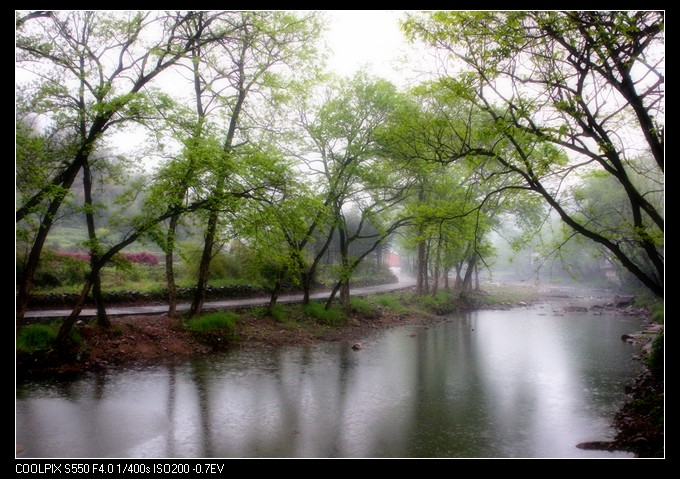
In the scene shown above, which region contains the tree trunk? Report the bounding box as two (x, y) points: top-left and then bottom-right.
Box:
(267, 270), (286, 313)
(55, 276), (94, 347)
(165, 214), (180, 318)
(300, 224), (336, 305)
(339, 281), (351, 310)
(16, 159), (85, 325)
(461, 256), (477, 292)
(416, 239), (427, 296)
(267, 286), (281, 312)
(431, 238), (441, 297)
(190, 212), (218, 317)
(91, 275), (108, 326)
(327, 225), (351, 310)
(455, 261), (464, 290)
(82, 160), (109, 328)
(301, 271), (312, 305)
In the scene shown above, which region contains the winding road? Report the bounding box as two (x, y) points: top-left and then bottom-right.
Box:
(24, 276), (417, 320)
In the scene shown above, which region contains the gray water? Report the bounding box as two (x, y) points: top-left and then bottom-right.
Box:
(16, 303), (643, 458)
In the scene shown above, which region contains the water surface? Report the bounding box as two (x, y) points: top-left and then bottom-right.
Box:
(16, 303), (643, 458)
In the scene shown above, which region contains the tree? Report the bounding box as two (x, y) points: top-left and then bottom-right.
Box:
(15, 11), (222, 324)
(296, 72), (413, 310)
(183, 11), (322, 316)
(53, 195), (213, 347)
(403, 11), (664, 297)
(231, 158), (321, 312)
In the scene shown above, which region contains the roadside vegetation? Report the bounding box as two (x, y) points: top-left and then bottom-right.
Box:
(17, 282), (540, 355)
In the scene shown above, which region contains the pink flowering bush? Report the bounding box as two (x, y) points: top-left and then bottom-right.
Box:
(119, 252), (159, 266)
(54, 251), (159, 266)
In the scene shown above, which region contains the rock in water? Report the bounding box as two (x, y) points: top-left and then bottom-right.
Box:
(351, 342), (363, 351)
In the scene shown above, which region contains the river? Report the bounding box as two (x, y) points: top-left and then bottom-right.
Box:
(16, 298), (643, 458)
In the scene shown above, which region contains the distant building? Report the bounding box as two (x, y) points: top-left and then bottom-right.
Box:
(385, 251), (400, 267)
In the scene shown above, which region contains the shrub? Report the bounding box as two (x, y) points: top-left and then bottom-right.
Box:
(186, 311), (239, 344)
(119, 252), (159, 266)
(16, 322), (81, 353)
(418, 291), (456, 314)
(646, 330), (663, 379)
(650, 303), (664, 324)
(304, 301), (346, 326)
(350, 297), (376, 317)
(268, 305), (292, 324)
(28, 251), (90, 288)
(16, 324), (57, 353)
(56, 251), (90, 262)
(374, 294), (406, 314)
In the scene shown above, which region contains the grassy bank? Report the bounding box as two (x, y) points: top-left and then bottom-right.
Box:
(17, 283), (539, 355)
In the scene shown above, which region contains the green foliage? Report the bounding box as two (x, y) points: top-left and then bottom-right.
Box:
(16, 324), (57, 353)
(403, 10), (664, 298)
(304, 301), (347, 326)
(253, 304), (293, 324)
(373, 294), (407, 314)
(267, 305), (293, 324)
(646, 330), (663, 379)
(418, 291), (456, 314)
(349, 297), (376, 317)
(179, 241), (248, 283)
(650, 304), (664, 324)
(629, 391), (664, 431)
(21, 250), (90, 288)
(186, 311), (239, 343)
(16, 322), (81, 353)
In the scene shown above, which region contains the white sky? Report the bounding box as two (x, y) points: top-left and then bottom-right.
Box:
(321, 10), (431, 87)
(16, 10), (434, 158)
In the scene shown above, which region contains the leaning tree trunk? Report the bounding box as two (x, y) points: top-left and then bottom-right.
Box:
(16, 158), (86, 326)
(461, 256), (477, 292)
(300, 224), (336, 305)
(454, 261), (464, 290)
(82, 160), (109, 328)
(55, 275), (94, 347)
(190, 212), (218, 317)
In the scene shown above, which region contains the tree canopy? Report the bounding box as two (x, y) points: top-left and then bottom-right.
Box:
(16, 10), (664, 344)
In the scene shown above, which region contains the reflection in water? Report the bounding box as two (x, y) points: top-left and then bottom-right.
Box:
(16, 306), (643, 458)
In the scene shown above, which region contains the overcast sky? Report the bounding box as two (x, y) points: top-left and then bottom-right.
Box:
(322, 10), (431, 87)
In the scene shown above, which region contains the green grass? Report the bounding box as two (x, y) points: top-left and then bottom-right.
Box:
(349, 297), (376, 317)
(186, 311), (240, 344)
(16, 322), (81, 353)
(252, 304), (293, 324)
(373, 294), (402, 310)
(304, 301), (347, 326)
(417, 290), (457, 314)
(633, 290), (664, 324)
(646, 330), (663, 379)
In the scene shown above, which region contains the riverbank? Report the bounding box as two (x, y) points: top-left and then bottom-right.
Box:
(16, 288), (466, 379)
(15, 283), (663, 458)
